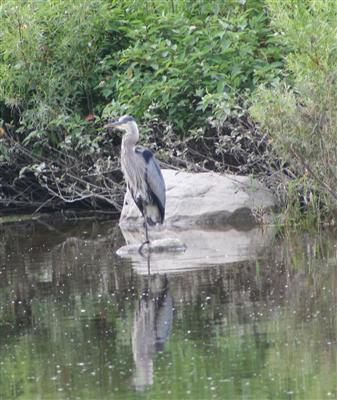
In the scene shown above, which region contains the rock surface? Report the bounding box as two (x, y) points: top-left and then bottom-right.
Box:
(120, 169), (275, 228)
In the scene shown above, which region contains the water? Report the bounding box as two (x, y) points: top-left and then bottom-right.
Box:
(0, 217), (336, 400)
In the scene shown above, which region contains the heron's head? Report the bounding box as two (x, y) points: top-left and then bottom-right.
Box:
(104, 115), (137, 132)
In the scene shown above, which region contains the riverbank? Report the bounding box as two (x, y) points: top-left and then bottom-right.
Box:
(1, 1), (336, 225)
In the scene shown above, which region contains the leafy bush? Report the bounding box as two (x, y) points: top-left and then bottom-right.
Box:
(99, 0), (285, 135)
(0, 0), (290, 212)
(1, 1), (110, 110)
(0, 0), (285, 142)
(0, 0), (116, 152)
(251, 0), (337, 218)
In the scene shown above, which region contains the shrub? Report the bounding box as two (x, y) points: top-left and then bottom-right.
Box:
(99, 0), (285, 135)
(0, 0), (289, 212)
(250, 0), (337, 218)
(0, 0), (116, 152)
(0, 0), (285, 144)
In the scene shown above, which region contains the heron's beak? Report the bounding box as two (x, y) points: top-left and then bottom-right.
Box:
(104, 120), (120, 129)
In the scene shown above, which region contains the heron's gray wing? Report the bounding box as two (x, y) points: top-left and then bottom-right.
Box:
(135, 146), (166, 222)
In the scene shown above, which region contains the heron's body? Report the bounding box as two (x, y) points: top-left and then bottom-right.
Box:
(104, 115), (166, 250)
(122, 142), (165, 225)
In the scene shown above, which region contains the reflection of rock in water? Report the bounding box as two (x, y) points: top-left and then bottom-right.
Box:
(119, 225), (276, 274)
(132, 275), (173, 391)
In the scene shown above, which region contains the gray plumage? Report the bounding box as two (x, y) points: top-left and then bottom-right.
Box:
(104, 115), (166, 250)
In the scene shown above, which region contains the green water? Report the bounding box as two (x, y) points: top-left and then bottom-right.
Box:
(0, 218), (336, 400)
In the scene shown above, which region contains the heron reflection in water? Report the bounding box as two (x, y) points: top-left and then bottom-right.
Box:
(104, 115), (166, 253)
(131, 274), (173, 390)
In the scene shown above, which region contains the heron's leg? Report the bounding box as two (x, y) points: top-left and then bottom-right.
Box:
(147, 252), (151, 275)
(138, 210), (150, 255)
(138, 223), (149, 254)
(144, 218), (149, 242)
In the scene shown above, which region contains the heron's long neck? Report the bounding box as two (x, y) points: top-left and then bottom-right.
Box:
(122, 123), (139, 151)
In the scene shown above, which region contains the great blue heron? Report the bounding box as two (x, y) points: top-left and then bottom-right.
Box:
(104, 115), (166, 252)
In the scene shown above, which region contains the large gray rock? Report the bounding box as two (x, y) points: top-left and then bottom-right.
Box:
(119, 169), (275, 229)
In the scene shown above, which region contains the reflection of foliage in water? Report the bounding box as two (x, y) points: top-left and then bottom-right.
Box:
(0, 220), (336, 399)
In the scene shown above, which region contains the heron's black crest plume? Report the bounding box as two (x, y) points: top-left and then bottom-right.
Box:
(121, 115), (135, 122)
